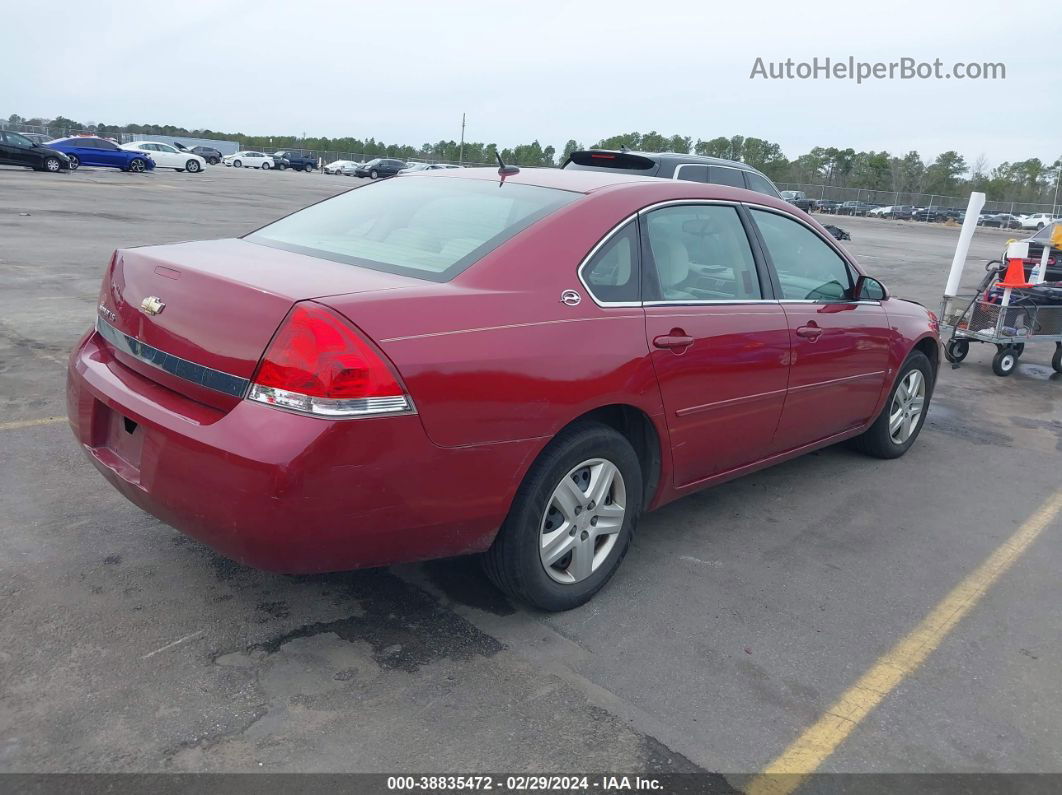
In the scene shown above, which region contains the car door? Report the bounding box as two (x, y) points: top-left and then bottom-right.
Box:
(747, 207), (892, 453)
(641, 202), (791, 487)
(71, 139), (98, 166)
(0, 131), (27, 166)
(153, 143), (182, 168)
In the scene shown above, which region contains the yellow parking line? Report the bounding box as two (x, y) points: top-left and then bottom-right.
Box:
(0, 416), (66, 432)
(747, 489), (1062, 795)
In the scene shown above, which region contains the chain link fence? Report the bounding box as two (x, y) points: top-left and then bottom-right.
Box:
(777, 182), (1061, 217)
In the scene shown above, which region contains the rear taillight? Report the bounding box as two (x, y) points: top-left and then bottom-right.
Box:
(248, 303), (413, 418)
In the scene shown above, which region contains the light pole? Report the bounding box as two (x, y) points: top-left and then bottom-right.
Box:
(1053, 157), (1061, 217)
(459, 113), (466, 166)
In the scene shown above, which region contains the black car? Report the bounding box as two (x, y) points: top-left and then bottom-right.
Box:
(562, 150), (782, 198)
(815, 200), (841, 214)
(273, 150), (317, 172)
(173, 142), (223, 165)
(780, 190), (814, 213)
(980, 213), (1023, 229)
(354, 158), (407, 179)
(0, 130), (70, 172)
(836, 201), (872, 216)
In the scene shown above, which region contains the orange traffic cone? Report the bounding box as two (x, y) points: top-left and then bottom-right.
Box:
(996, 258), (1033, 289)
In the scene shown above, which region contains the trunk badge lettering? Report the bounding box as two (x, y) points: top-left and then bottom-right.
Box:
(97, 304), (117, 323)
(140, 296), (166, 316)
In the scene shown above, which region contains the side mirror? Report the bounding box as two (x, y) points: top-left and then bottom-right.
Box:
(855, 275), (887, 301)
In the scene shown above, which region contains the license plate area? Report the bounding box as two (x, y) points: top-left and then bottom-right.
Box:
(92, 400), (144, 476)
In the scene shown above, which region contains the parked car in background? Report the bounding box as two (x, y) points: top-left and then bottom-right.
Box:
(354, 158), (407, 179)
(815, 199), (841, 214)
(563, 150), (782, 198)
(398, 163), (457, 174)
(273, 150), (317, 172)
(47, 136), (155, 172)
(836, 201), (872, 216)
(0, 130), (71, 172)
(17, 132), (54, 146)
(172, 143), (223, 165)
(223, 151), (274, 169)
(979, 213), (1023, 229)
(68, 167), (938, 611)
(1019, 212), (1060, 230)
(121, 142), (206, 173)
(324, 159), (358, 175)
(780, 190), (813, 213)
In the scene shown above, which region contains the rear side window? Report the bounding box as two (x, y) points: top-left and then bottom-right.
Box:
(750, 209), (853, 301)
(247, 177), (579, 282)
(581, 221), (639, 303)
(708, 166), (745, 188)
(744, 171), (781, 198)
(674, 164), (709, 183)
(644, 205), (762, 302)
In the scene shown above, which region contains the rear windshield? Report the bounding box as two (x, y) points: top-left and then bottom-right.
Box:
(246, 177), (579, 282)
(564, 151), (660, 175)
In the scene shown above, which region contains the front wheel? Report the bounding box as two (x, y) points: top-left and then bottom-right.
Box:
(261, 162), (270, 170)
(992, 348), (1018, 377)
(370, 169), (379, 179)
(127, 158), (146, 173)
(186, 159), (201, 173)
(854, 351), (934, 459)
(482, 422), (642, 611)
(43, 156), (62, 173)
(209, 157), (219, 165)
(1052, 343), (1062, 374)
(233, 159), (242, 168)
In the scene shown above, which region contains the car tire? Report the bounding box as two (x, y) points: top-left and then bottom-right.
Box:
(127, 158), (147, 173)
(482, 422), (642, 612)
(1052, 343), (1062, 374)
(1037, 223), (1045, 230)
(854, 350), (934, 460)
(992, 348), (1017, 377)
(944, 339), (969, 363)
(67, 154), (80, 170)
(261, 162), (271, 170)
(186, 160), (201, 173)
(209, 157), (219, 165)
(370, 169), (379, 179)
(304, 165), (313, 172)
(42, 157), (62, 173)
(233, 159), (242, 168)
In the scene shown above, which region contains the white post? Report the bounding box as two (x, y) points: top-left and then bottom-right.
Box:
(944, 192), (986, 297)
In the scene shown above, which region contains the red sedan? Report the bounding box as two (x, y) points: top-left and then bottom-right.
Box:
(67, 167), (939, 611)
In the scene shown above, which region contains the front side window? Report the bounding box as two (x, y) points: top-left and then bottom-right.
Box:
(745, 172), (781, 197)
(247, 177), (579, 282)
(750, 209), (853, 301)
(643, 205), (762, 301)
(581, 221), (639, 303)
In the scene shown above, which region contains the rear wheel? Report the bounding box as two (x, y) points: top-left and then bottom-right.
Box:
(944, 339), (969, 363)
(209, 156), (219, 165)
(483, 422), (642, 611)
(854, 351), (933, 459)
(1053, 343), (1062, 374)
(67, 154), (80, 170)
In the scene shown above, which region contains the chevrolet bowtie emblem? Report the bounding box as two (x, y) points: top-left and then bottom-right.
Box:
(140, 296), (166, 316)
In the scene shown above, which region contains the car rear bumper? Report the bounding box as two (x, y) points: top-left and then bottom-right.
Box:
(67, 330), (537, 573)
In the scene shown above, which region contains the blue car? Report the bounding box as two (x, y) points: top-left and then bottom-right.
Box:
(46, 136), (155, 172)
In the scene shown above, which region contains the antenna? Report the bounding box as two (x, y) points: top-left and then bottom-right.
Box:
(495, 151), (519, 177)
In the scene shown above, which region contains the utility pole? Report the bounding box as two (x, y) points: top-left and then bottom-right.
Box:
(459, 113), (466, 166)
(1053, 157), (1061, 217)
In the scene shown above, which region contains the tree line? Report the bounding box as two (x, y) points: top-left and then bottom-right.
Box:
(7, 114), (1060, 205)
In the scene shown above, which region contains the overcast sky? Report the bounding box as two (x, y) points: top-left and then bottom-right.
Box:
(4, 0), (1060, 168)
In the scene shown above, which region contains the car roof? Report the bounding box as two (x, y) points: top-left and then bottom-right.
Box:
(572, 149), (770, 172)
(401, 167), (799, 208)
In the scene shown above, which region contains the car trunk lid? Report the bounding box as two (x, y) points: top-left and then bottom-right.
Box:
(97, 238), (417, 410)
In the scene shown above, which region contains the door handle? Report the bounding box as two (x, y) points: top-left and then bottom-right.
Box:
(795, 324), (822, 340)
(653, 332), (694, 350)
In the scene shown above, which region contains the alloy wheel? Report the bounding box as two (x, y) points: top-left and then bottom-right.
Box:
(129, 159), (145, 172)
(888, 369), (926, 444)
(539, 458), (626, 584)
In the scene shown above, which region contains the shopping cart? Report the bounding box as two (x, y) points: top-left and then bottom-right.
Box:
(939, 260), (1062, 376)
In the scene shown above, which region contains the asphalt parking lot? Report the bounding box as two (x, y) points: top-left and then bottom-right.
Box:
(2, 165), (1060, 782)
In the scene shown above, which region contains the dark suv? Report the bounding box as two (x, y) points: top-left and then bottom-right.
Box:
(354, 158), (407, 179)
(562, 150), (782, 199)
